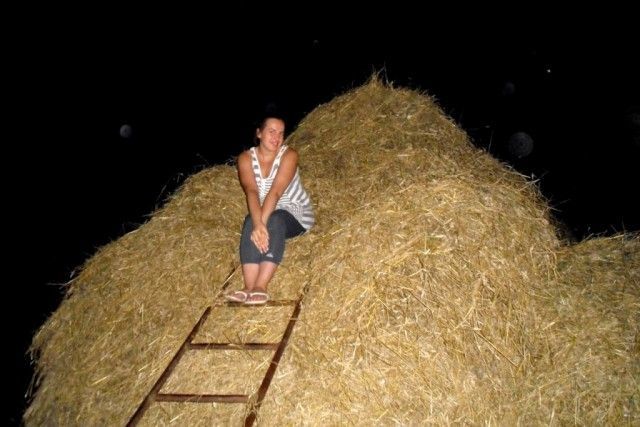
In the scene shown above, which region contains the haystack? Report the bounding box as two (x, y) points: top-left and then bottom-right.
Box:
(25, 77), (639, 425)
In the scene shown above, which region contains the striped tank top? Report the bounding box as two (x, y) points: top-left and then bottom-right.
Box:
(250, 145), (315, 230)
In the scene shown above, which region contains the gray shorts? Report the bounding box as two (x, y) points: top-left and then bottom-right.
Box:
(239, 209), (305, 264)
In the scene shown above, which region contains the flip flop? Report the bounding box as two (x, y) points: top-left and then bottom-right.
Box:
(225, 290), (249, 303)
(245, 291), (269, 305)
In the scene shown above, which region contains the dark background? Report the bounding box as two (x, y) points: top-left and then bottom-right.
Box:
(8, 7), (639, 425)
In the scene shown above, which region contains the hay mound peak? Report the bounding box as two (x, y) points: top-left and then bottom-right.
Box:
(25, 77), (639, 425)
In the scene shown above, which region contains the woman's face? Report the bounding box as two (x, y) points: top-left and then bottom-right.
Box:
(257, 118), (285, 152)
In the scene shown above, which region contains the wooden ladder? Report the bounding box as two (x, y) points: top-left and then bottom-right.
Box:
(127, 269), (303, 426)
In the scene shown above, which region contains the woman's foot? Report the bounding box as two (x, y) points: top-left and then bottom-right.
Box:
(225, 290), (249, 303)
(245, 291), (269, 305)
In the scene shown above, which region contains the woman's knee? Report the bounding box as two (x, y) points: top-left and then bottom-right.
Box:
(240, 215), (254, 244)
(241, 215), (254, 233)
(267, 211), (286, 232)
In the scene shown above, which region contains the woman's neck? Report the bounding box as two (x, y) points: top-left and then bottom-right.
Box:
(256, 145), (278, 161)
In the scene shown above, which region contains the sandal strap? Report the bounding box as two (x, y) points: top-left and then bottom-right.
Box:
(225, 290), (249, 302)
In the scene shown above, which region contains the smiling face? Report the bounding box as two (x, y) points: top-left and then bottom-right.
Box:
(256, 118), (285, 153)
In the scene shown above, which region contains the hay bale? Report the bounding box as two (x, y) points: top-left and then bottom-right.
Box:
(25, 166), (246, 425)
(25, 77), (639, 425)
(517, 235), (640, 424)
(258, 79), (560, 424)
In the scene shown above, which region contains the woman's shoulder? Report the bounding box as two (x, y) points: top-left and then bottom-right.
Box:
(282, 146), (299, 161)
(239, 148), (255, 160)
(236, 149), (253, 167)
(283, 145), (297, 153)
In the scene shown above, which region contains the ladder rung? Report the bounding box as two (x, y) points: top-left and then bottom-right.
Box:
(156, 393), (248, 403)
(188, 342), (279, 350)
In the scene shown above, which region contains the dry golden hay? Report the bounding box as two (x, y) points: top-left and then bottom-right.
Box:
(519, 235), (640, 423)
(25, 76), (639, 425)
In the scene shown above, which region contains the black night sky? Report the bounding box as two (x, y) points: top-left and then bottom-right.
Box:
(8, 8), (639, 425)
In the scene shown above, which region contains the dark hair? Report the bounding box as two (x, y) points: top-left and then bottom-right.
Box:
(257, 115), (286, 131)
(256, 102), (287, 130)
(251, 103), (287, 146)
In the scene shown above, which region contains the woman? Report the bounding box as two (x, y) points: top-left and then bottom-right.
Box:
(226, 115), (314, 305)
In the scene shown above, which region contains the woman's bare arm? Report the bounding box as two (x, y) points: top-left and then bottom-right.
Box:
(260, 148), (298, 224)
(237, 151), (269, 253)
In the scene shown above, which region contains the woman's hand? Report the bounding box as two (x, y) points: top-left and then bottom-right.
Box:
(251, 222), (269, 254)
